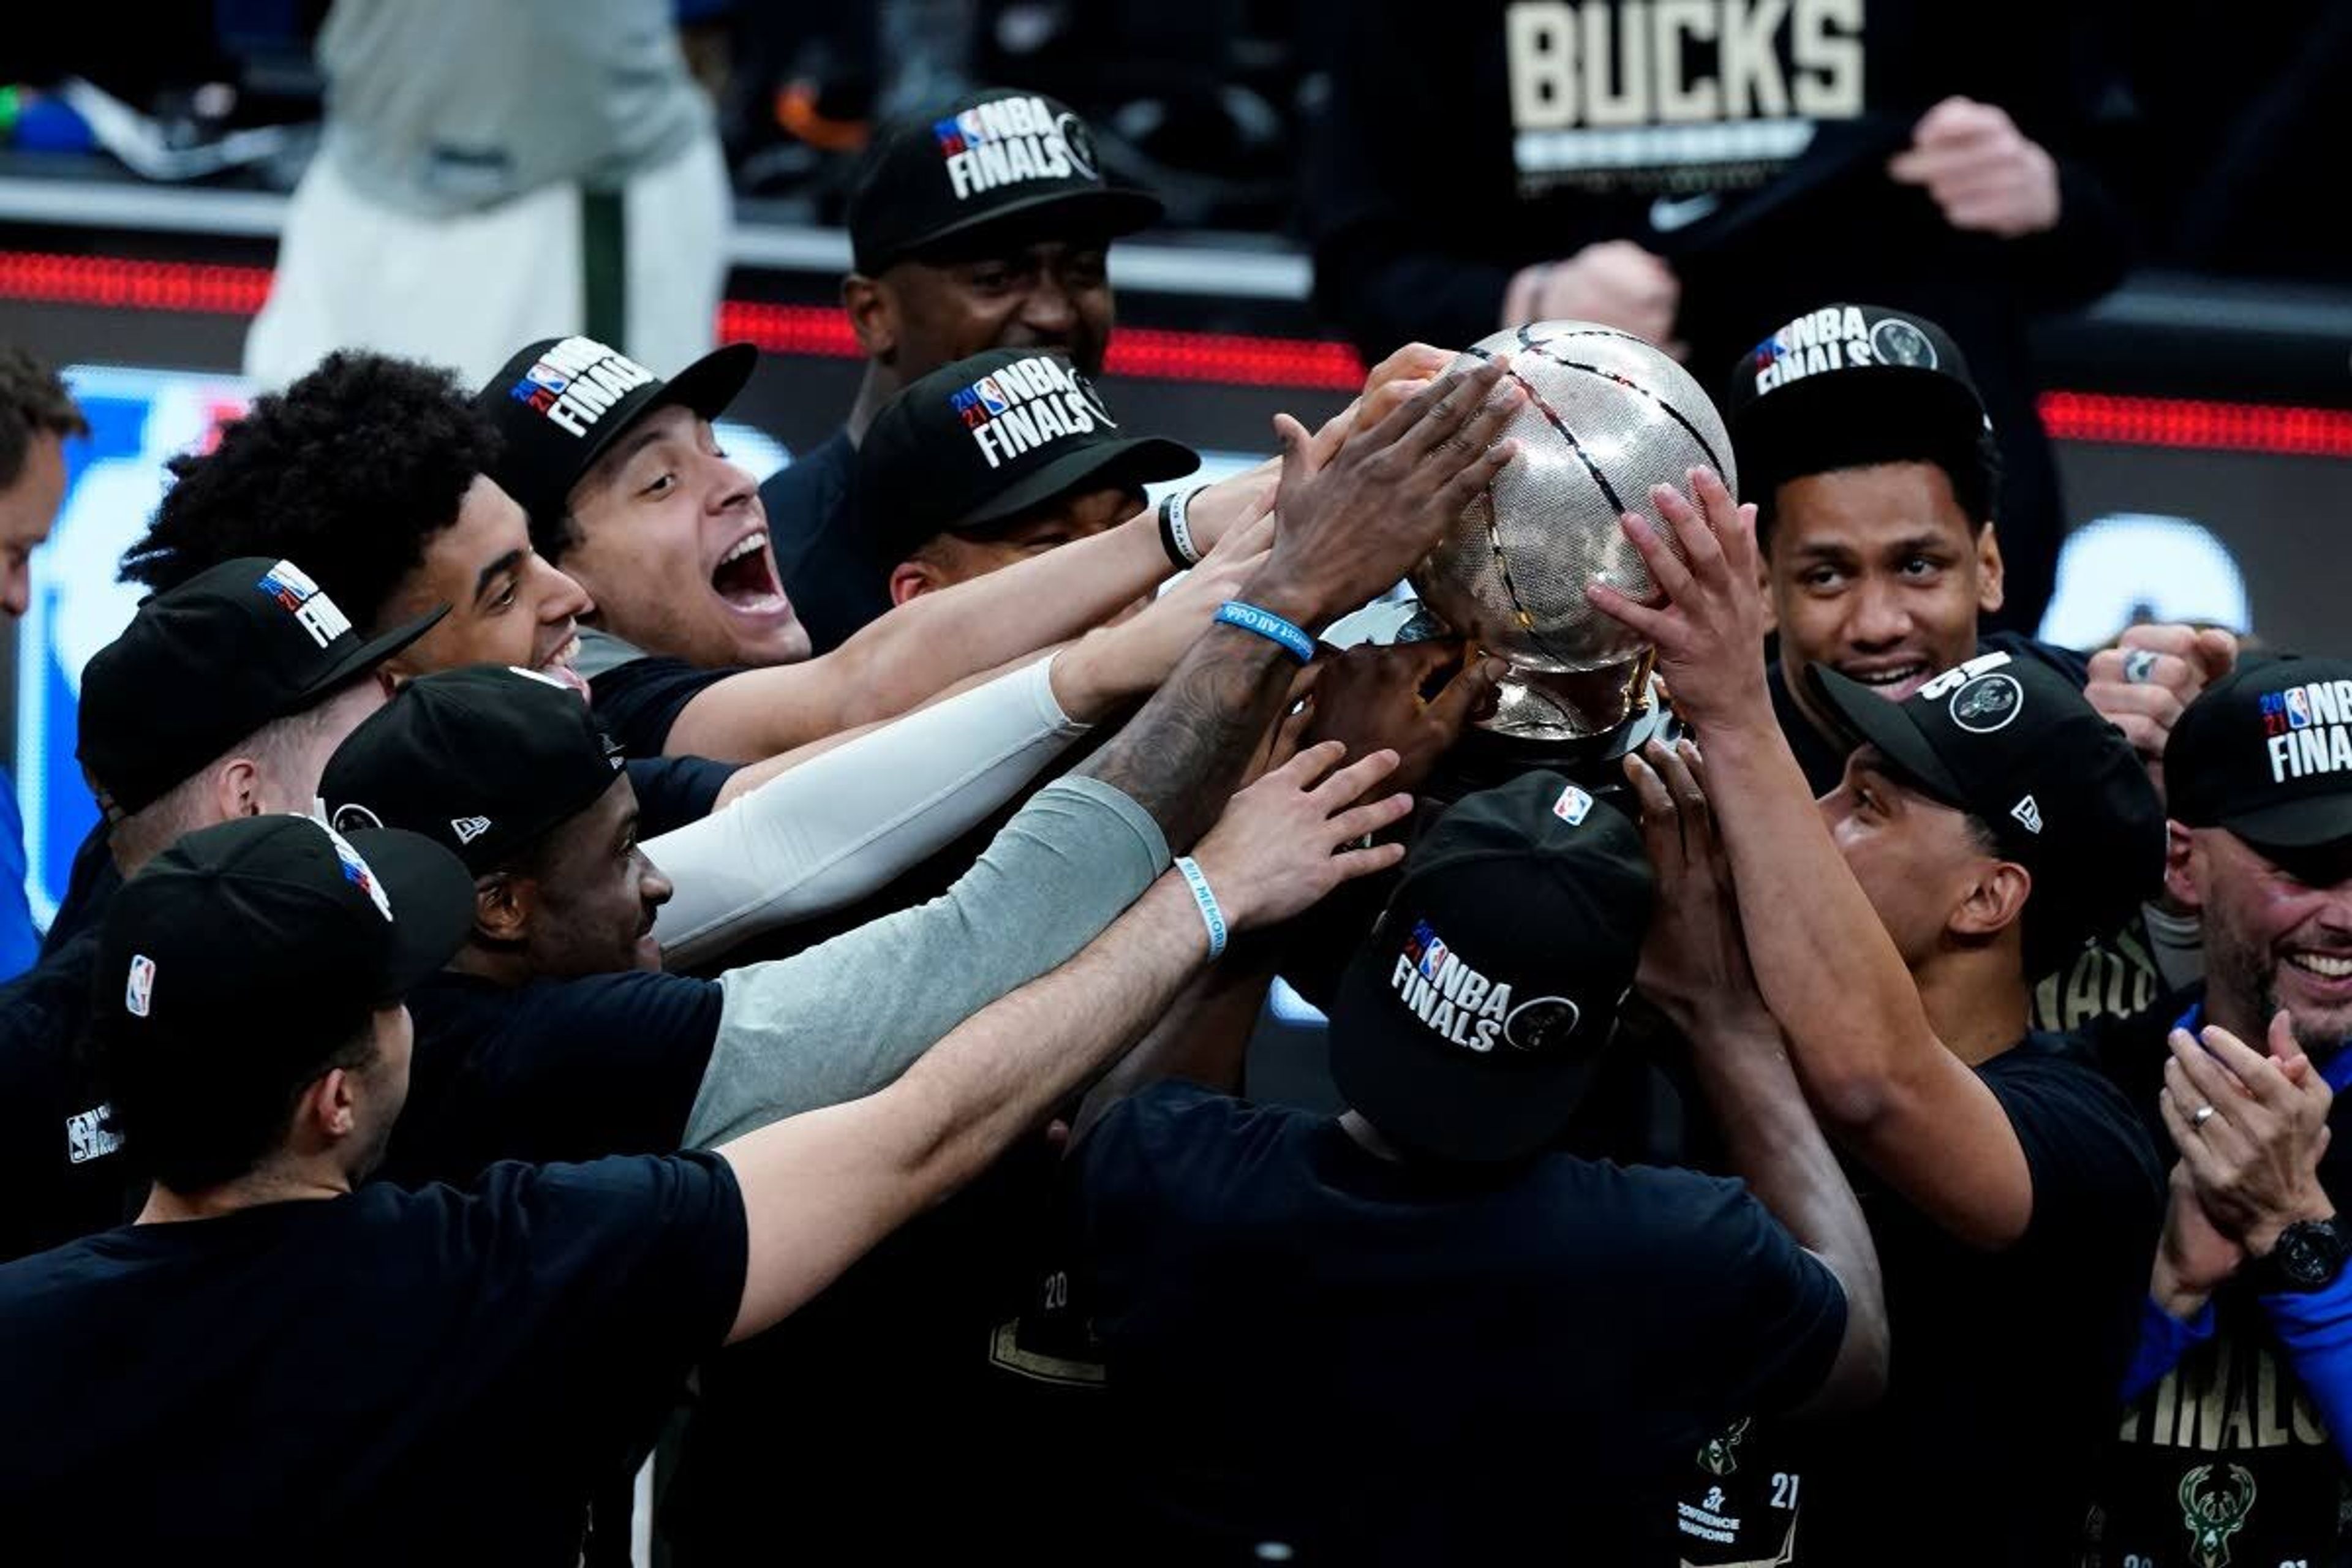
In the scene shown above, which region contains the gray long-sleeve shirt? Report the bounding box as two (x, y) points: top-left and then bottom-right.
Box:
(379, 775), (1166, 1189)
(684, 775), (1167, 1147)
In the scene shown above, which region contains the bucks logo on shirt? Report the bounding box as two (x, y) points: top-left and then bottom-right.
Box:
(2085, 1298), (2348, 1568)
(1676, 1416), (1802, 1567)
(1502, 0), (1866, 202)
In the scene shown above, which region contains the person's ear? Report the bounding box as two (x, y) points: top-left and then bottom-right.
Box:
(2163, 820), (2203, 914)
(211, 756), (265, 820)
(288, 1066), (360, 1150)
(473, 872), (533, 944)
(1976, 523), (2005, 617)
(888, 556), (944, 608)
(843, 273), (897, 360)
(1949, 858), (2032, 945)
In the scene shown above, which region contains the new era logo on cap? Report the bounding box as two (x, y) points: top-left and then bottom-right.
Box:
(450, 816), (492, 845)
(2012, 795), (2043, 835)
(946, 354), (1117, 470)
(505, 337), (658, 440)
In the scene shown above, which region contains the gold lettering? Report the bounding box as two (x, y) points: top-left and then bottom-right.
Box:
(1580, 1), (1653, 126)
(1506, 2), (1578, 129)
(1791, 0), (1864, 117)
(1651, 0), (1719, 122)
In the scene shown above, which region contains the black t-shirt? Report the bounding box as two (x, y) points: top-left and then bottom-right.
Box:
(762, 429), (889, 657)
(381, 969), (723, 1190)
(0, 1152), (747, 1562)
(1074, 1082), (1849, 1566)
(594, 661), (739, 764)
(1789, 1032), (2163, 1567)
(2086, 989), (2352, 1568)
(662, 1131), (1095, 1562)
(0, 927), (138, 1264)
(37, 818), (119, 957)
(624, 754), (737, 834)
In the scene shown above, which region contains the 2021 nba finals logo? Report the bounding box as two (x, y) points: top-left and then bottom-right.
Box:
(932, 96), (1096, 200)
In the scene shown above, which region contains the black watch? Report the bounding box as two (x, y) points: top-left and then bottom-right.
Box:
(2248, 1218), (2352, 1294)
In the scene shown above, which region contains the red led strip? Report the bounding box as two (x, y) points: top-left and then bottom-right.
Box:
(6, 249), (2348, 455)
(2035, 391), (2352, 459)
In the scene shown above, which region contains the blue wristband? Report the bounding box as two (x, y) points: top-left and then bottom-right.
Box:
(1215, 600), (1315, 664)
(1174, 856), (1229, 960)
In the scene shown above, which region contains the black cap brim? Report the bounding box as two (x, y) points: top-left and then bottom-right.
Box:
(1326, 940), (1604, 1164)
(876, 187), (1166, 274)
(291, 602), (449, 713)
(1806, 665), (1973, 810)
(342, 827), (480, 999)
(545, 342), (760, 512)
(953, 435), (1200, 534)
(2224, 795), (2352, 853)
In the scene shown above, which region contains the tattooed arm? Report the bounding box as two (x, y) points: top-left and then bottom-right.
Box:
(1078, 358), (1523, 848)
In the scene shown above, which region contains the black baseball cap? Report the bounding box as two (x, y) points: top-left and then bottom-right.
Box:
(859, 347), (1197, 566)
(2169, 655), (2352, 858)
(847, 88), (1163, 275)
(1808, 649), (2167, 960)
(1328, 771), (1654, 1164)
(320, 665), (626, 874)
(95, 813), (475, 1061)
(1724, 303), (1997, 502)
(478, 335), (757, 529)
(78, 556), (443, 817)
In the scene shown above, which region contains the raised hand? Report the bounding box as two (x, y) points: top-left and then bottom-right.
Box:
(1502, 241), (1684, 359)
(1300, 640), (1504, 797)
(2161, 1012), (2337, 1254)
(1254, 361), (1522, 630)
(1583, 467), (1771, 735)
(2084, 623), (2239, 801)
(2153, 1160), (2247, 1319)
(1887, 97), (2061, 239)
(1623, 737), (1767, 1035)
(1188, 741), (1411, 932)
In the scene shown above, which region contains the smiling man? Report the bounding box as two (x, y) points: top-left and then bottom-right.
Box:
(761, 88), (1163, 653)
(2092, 655), (2352, 1568)
(1727, 302), (2234, 1030)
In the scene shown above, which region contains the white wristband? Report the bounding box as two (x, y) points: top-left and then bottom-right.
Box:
(1173, 856), (1229, 960)
(1163, 487), (1206, 567)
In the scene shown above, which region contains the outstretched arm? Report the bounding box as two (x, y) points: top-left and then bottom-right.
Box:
(1626, 739), (1887, 1417)
(715, 742), (1411, 1342)
(1589, 470), (2034, 1250)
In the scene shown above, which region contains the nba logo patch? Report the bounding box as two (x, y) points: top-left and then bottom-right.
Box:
(322, 824), (395, 922)
(1405, 918), (1450, 983)
(2286, 688), (2313, 729)
(124, 954), (155, 1017)
(1553, 784), (1593, 826)
(1751, 334), (1788, 368)
(974, 376), (1011, 416)
(932, 117), (968, 156)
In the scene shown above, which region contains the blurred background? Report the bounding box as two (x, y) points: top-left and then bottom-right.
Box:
(1, 0), (2348, 936)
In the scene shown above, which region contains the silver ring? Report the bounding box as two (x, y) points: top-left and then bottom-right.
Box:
(2192, 1102), (2217, 1127)
(2123, 648), (2160, 685)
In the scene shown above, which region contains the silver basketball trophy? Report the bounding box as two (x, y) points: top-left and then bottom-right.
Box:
(1333, 320), (1737, 782)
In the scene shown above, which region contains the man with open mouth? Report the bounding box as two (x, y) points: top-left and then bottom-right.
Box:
(479, 331), (1267, 769)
